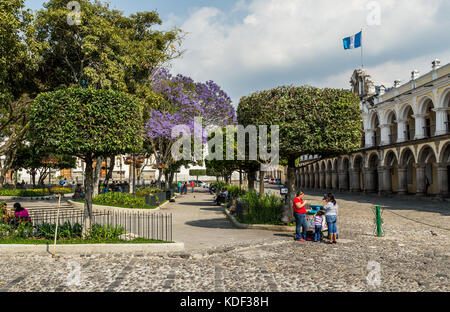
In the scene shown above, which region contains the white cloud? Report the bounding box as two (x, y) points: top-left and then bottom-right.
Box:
(169, 0), (450, 105)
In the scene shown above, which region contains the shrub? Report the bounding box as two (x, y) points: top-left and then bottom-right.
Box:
(238, 192), (283, 225)
(225, 185), (247, 199)
(88, 224), (125, 240)
(135, 187), (163, 198)
(93, 192), (146, 208)
(210, 181), (229, 190)
(2, 219), (125, 241)
(0, 187), (74, 197)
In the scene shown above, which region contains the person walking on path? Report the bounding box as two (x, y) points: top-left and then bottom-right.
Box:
(293, 190), (308, 242)
(190, 181), (195, 193)
(178, 181), (182, 194)
(324, 193), (338, 244)
(184, 182), (188, 195)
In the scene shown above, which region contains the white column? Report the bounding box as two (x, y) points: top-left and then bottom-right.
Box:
(413, 114), (427, 140)
(396, 120), (408, 142)
(380, 124), (391, 145)
(433, 108), (449, 136)
(364, 129), (376, 147)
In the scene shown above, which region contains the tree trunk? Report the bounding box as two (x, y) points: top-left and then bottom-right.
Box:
(104, 156), (115, 185)
(31, 170), (36, 187)
(169, 172), (175, 187)
(83, 156), (94, 237)
(259, 171), (265, 198)
(281, 157), (297, 224)
(157, 168), (162, 187)
(93, 156), (103, 197)
(247, 169), (256, 191)
(164, 172), (169, 189)
(38, 168), (49, 185)
(239, 170), (242, 189)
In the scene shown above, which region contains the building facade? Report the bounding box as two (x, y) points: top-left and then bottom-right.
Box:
(296, 60), (450, 198)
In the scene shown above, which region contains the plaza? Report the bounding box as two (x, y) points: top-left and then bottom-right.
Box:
(0, 189), (448, 292)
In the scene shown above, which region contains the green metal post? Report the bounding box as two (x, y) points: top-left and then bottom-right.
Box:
(376, 205), (382, 237)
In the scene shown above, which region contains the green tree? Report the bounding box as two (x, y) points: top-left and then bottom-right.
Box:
(238, 86), (362, 222)
(34, 0), (183, 92)
(0, 0), (41, 184)
(12, 145), (76, 186)
(29, 88), (143, 229)
(33, 0), (183, 193)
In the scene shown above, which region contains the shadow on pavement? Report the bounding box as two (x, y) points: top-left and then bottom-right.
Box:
(185, 218), (234, 229)
(304, 190), (450, 217)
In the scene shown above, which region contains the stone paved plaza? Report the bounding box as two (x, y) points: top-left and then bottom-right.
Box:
(0, 189), (449, 292)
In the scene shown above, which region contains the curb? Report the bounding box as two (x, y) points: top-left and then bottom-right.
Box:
(0, 242), (185, 255)
(222, 205), (295, 233)
(68, 200), (163, 213)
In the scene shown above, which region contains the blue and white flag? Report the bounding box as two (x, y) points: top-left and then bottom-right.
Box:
(343, 31), (362, 50)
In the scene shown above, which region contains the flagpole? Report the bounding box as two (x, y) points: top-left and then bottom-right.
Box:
(361, 28), (364, 68)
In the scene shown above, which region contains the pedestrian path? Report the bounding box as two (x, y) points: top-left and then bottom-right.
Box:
(160, 190), (287, 251)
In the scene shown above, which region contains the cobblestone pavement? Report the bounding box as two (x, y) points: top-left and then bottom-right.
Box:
(0, 190), (449, 292)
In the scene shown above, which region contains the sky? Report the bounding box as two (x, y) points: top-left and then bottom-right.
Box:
(25, 0), (450, 106)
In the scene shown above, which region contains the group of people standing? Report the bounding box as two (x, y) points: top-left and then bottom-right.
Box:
(293, 190), (338, 244)
(178, 181), (195, 194)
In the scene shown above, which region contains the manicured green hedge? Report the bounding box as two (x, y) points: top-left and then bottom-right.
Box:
(0, 187), (74, 197)
(135, 187), (163, 198)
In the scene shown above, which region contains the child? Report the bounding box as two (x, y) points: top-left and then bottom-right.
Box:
(314, 211), (324, 242)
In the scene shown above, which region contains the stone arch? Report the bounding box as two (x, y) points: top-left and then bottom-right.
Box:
(419, 97), (437, 138)
(369, 111), (381, 146)
(367, 153), (380, 193)
(399, 103), (415, 141)
(384, 149), (398, 167)
(333, 159), (339, 171)
(418, 144), (437, 163)
(319, 161), (326, 189)
(313, 163), (320, 189)
(438, 141), (450, 196)
(417, 95), (435, 114)
(417, 144), (439, 195)
(325, 160), (333, 189)
(352, 154), (364, 192)
(439, 141), (450, 164)
(438, 88), (450, 135)
(399, 148), (416, 194)
(399, 103), (415, 120)
(400, 147), (416, 166)
(383, 150), (399, 193)
(439, 87), (450, 109)
(382, 109), (397, 125)
(339, 157), (350, 191)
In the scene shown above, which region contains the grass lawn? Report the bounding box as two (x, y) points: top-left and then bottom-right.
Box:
(74, 199), (168, 210)
(0, 238), (172, 244)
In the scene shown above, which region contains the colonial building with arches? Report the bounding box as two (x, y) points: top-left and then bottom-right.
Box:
(297, 60), (450, 198)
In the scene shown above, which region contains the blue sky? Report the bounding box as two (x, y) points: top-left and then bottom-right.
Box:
(25, 0), (450, 106)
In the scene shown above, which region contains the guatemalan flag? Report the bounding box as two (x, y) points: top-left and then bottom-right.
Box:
(343, 31), (362, 50)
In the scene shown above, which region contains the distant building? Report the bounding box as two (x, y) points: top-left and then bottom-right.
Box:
(297, 60), (450, 197)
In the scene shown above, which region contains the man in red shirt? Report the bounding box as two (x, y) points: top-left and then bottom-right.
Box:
(191, 181), (195, 193)
(293, 190), (308, 241)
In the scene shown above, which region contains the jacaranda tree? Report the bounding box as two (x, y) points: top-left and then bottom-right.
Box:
(29, 88), (143, 229)
(144, 68), (236, 187)
(238, 86), (362, 222)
